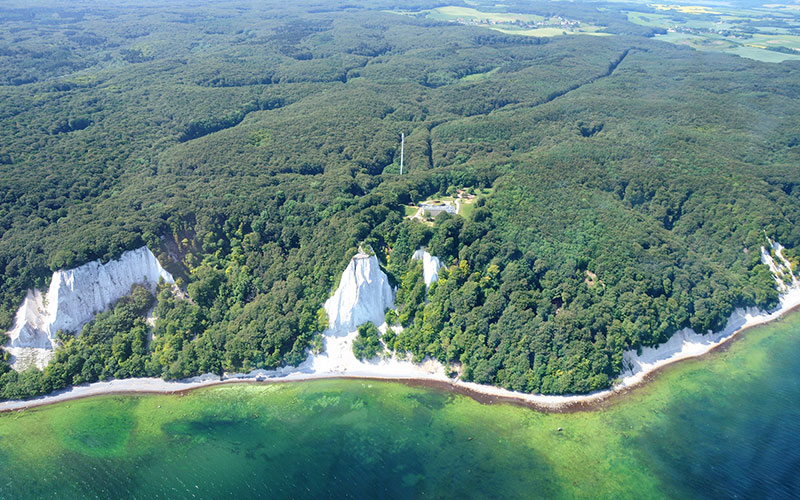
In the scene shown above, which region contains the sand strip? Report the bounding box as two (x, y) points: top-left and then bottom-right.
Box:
(2, 286), (799, 414)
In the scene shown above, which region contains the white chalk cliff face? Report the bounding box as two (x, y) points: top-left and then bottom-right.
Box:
(621, 237), (800, 385)
(5, 247), (173, 370)
(323, 251), (394, 333)
(412, 247), (442, 287)
(761, 237), (797, 291)
(304, 250), (443, 377)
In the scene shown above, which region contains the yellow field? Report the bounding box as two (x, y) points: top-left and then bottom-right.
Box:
(649, 4), (721, 14)
(429, 6), (544, 23)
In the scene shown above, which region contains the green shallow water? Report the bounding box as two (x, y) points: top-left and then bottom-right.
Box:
(2, 312), (800, 499)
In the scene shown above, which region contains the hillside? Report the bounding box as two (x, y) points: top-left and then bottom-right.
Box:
(0, 0), (799, 398)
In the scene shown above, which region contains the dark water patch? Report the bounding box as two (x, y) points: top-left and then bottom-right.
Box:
(405, 388), (452, 410)
(133, 384), (563, 499)
(163, 415), (244, 439)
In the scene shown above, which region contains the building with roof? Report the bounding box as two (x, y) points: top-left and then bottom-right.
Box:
(421, 203), (457, 218)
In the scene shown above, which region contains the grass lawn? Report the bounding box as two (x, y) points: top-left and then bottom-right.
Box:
(460, 67), (500, 81)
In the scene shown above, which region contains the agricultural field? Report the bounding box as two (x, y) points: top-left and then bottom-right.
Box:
(392, 6), (608, 37)
(396, 2), (800, 53)
(490, 26), (611, 37)
(624, 2), (800, 62)
(650, 4), (722, 15)
(425, 6), (545, 24)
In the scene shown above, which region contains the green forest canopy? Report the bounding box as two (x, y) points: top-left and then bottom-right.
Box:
(0, 0), (799, 398)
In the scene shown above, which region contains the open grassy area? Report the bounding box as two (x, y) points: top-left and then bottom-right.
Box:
(746, 32), (800, 50)
(459, 201), (476, 219)
(650, 4), (721, 15)
(406, 187), (493, 222)
(625, 3), (800, 63)
(492, 26), (611, 37)
(426, 6), (544, 24)
(729, 44), (800, 62)
(460, 66), (499, 81)
(626, 11), (740, 30)
(391, 5), (607, 38)
(652, 31), (800, 62)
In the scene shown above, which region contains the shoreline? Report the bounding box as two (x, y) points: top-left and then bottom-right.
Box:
(2, 287), (799, 414)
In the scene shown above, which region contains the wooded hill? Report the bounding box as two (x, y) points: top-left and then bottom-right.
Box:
(0, 0), (798, 398)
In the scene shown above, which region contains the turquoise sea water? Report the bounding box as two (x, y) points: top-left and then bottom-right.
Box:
(1, 312), (800, 499)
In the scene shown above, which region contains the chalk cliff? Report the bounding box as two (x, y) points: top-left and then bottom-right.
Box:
(323, 251), (394, 333)
(761, 238), (797, 291)
(621, 237), (799, 383)
(308, 251), (443, 375)
(5, 247), (173, 370)
(411, 247), (442, 287)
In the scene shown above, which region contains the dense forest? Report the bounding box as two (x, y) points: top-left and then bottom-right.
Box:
(1, 0), (799, 399)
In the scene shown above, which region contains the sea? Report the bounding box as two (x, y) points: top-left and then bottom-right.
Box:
(1, 312), (799, 499)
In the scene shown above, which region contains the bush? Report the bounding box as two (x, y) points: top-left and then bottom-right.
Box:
(352, 322), (382, 361)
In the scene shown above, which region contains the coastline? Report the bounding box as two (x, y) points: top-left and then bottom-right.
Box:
(2, 285), (799, 414)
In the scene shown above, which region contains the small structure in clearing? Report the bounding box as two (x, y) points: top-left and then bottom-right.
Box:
(404, 186), (493, 223)
(421, 202), (457, 218)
